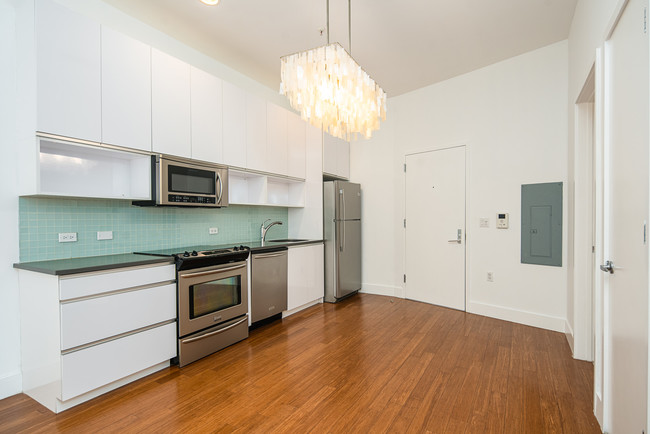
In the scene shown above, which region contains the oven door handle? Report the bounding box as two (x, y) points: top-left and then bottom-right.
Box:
(180, 263), (246, 278)
(181, 316), (248, 344)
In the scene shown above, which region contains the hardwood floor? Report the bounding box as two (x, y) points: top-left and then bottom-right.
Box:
(0, 294), (601, 433)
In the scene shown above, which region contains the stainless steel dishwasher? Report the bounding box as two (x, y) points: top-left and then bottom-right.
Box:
(251, 246), (288, 324)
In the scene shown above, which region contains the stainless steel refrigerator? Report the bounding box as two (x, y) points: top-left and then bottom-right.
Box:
(324, 180), (361, 303)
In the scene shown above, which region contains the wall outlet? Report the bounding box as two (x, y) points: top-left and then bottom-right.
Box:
(487, 271), (494, 282)
(97, 231), (113, 240)
(209, 227), (219, 235)
(479, 218), (489, 228)
(58, 232), (77, 243)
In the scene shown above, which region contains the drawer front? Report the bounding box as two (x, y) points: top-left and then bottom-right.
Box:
(61, 283), (176, 350)
(61, 322), (176, 401)
(60, 264), (175, 300)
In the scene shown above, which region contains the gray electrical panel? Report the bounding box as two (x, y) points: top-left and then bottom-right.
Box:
(521, 182), (563, 267)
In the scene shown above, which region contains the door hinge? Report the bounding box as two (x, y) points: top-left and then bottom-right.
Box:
(403, 163), (406, 173)
(644, 6), (647, 34)
(403, 219), (406, 228)
(403, 274), (406, 283)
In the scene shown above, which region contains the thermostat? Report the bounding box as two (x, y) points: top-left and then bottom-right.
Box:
(497, 213), (509, 229)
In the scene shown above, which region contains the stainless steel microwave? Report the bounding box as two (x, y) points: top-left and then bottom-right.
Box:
(133, 155), (228, 207)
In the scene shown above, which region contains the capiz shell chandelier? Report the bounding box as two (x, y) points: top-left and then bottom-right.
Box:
(279, 1), (386, 141)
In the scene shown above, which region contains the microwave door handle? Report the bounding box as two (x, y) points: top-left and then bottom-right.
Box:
(216, 172), (223, 205)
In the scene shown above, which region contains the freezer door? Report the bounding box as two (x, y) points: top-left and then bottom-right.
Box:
(335, 219), (361, 297)
(335, 181), (361, 221)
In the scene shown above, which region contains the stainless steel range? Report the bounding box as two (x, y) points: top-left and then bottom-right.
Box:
(137, 245), (250, 367)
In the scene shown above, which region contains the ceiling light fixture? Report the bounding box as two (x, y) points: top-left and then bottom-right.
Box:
(279, 0), (386, 141)
(200, 0), (220, 5)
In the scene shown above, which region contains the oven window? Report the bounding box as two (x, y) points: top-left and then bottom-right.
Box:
(168, 165), (215, 195)
(190, 276), (241, 319)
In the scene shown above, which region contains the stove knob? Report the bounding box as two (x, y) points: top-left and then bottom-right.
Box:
(240, 245), (247, 250)
(233, 246), (239, 251)
(183, 251), (190, 257)
(191, 250), (198, 256)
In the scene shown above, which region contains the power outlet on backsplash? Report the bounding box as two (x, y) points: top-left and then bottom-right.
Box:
(209, 227), (219, 235)
(58, 232), (77, 243)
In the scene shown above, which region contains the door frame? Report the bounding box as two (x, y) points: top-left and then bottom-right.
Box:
(403, 143), (469, 310)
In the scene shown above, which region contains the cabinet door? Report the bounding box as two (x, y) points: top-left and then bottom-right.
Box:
(337, 138), (350, 180)
(266, 103), (288, 176)
(245, 93), (267, 172)
(322, 132), (337, 176)
(287, 244), (324, 311)
(287, 111), (306, 179)
(36, 0), (101, 142)
(191, 66), (223, 163)
(101, 26), (151, 151)
(222, 82), (246, 168)
(151, 49), (191, 158)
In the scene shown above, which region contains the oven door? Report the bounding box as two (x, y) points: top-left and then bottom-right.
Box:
(177, 261), (248, 337)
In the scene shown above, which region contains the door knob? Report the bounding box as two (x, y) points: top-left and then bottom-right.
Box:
(600, 260), (614, 274)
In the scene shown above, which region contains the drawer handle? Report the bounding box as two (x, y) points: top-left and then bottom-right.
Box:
(181, 316), (248, 344)
(180, 263), (246, 278)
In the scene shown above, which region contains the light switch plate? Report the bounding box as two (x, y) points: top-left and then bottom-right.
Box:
(479, 218), (489, 228)
(97, 231), (113, 240)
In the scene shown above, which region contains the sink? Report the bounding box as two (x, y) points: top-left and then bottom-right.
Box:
(265, 238), (307, 243)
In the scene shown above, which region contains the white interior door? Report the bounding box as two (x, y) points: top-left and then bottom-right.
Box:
(405, 146), (466, 310)
(602, 0), (649, 432)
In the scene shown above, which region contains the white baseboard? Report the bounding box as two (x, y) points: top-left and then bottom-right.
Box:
(0, 370), (22, 400)
(467, 301), (565, 332)
(360, 284), (403, 298)
(564, 320), (575, 354)
(282, 298), (322, 318)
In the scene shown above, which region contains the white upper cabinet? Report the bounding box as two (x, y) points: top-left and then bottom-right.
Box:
(246, 93), (267, 172)
(266, 103), (288, 176)
(151, 49), (191, 158)
(287, 111), (306, 179)
(191, 66), (223, 164)
(36, 0), (101, 142)
(323, 133), (350, 180)
(222, 82), (247, 168)
(101, 26), (151, 152)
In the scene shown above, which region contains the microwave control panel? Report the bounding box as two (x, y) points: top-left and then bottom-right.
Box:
(168, 194), (216, 204)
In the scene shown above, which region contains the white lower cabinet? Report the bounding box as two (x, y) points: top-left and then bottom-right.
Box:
(19, 263), (177, 413)
(286, 243), (324, 313)
(61, 323), (176, 401)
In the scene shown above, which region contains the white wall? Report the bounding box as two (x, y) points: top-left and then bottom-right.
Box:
(352, 41), (569, 332)
(0, 0), (22, 399)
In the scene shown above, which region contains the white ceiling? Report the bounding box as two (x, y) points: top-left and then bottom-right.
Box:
(102, 0), (578, 97)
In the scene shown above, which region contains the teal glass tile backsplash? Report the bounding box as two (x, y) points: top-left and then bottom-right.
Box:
(19, 198), (288, 262)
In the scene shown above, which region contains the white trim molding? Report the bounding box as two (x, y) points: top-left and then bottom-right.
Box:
(467, 301), (566, 332)
(361, 283), (403, 298)
(0, 370), (22, 400)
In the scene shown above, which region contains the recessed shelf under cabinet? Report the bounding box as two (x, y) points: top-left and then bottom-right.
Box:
(229, 170), (305, 208)
(31, 137), (152, 200)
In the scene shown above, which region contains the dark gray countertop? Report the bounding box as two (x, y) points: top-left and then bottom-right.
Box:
(13, 239), (323, 276)
(13, 253), (174, 276)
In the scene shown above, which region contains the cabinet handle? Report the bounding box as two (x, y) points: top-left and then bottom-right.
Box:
(254, 252), (287, 259)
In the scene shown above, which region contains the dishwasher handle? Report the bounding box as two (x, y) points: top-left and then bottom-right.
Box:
(253, 252), (287, 259)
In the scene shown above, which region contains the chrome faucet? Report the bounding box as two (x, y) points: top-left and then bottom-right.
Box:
(260, 219), (283, 244)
